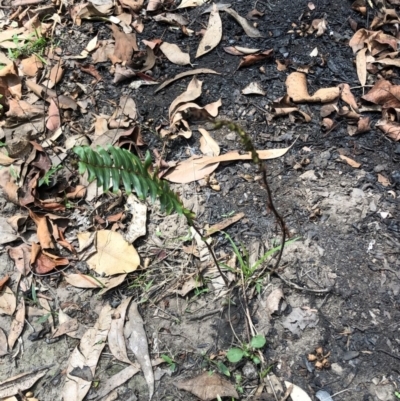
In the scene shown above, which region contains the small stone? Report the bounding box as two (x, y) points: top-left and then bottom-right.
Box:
(343, 351), (359, 361)
(340, 181), (347, 187)
(391, 170), (400, 185)
(374, 164), (387, 173)
(351, 188), (364, 198)
(299, 170), (317, 181)
(242, 362), (258, 380)
(331, 363), (344, 376)
(369, 201), (377, 212)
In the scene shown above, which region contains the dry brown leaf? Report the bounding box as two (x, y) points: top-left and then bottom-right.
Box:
(8, 298), (25, 350)
(49, 61), (64, 85)
(199, 128), (220, 156)
(155, 68), (219, 93)
(147, 0), (161, 10)
(241, 81), (265, 95)
(362, 79), (400, 108)
(352, 0), (366, 15)
(169, 76), (202, 118)
(339, 155), (361, 168)
(62, 305), (112, 401)
(125, 302), (154, 399)
(33, 251), (69, 274)
(177, 0), (207, 8)
(110, 24), (138, 62)
(25, 80), (77, 110)
(376, 119), (400, 141)
(0, 286), (16, 315)
(196, 4), (222, 58)
(224, 8), (263, 38)
(238, 49), (273, 68)
(0, 153), (17, 166)
(0, 217), (19, 244)
(348, 116), (371, 136)
(154, 12), (188, 26)
(223, 46), (260, 55)
(286, 72), (339, 103)
(377, 173), (390, 186)
(65, 274), (105, 288)
(20, 54), (43, 77)
(98, 274), (128, 296)
(86, 230), (140, 275)
(0, 62), (21, 99)
(46, 98), (61, 131)
(321, 118), (334, 131)
(206, 212), (245, 236)
(120, 96), (137, 120)
(8, 244), (31, 276)
(164, 145), (293, 183)
(29, 211), (54, 249)
(108, 296), (133, 365)
(0, 275), (9, 291)
(160, 42), (191, 66)
(339, 83), (359, 112)
(0, 366), (49, 399)
(356, 47), (367, 86)
(175, 372), (239, 401)
(119, 0), (143, 12)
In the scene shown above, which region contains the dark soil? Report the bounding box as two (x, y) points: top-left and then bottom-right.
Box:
(1, 0), (400, 400)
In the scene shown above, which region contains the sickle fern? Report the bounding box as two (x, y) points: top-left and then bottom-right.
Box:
(73, 145), (195, 224)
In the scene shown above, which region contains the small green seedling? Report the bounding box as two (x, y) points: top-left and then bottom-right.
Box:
(226, 335), (266, 365)
(395, 391), (400, 399)
(39, 165), (63, 186)
(220, 231), (298, 289)
(161, 354), (177, 372)
(8, 30), (48, 62)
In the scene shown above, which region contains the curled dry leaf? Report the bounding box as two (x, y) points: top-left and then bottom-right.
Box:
(196, 4), (222, 58)
(223, 46), (260, 55)
(154, 12), (188, 26)
(339, 155), (361, 168)
(177, 0), (207, 8)
(164, 145), (294, 183)
(155, 68), (220, 93)
(286, 72), (340, 103)
(108, 296), (133, 365)
(199, 128), (220, 156)
(160, 42), (191, 65)
(362, 79), (400, 108)
(348, 116), (370, 136)
(238, 49), (273, 68)
(284, 381), (312, 401)
(46, 98), (61, 131)
(175, 372), (239, 401)
(8, 243), (31, 276)
(224, 7), (263, 38)
(339, 83), (358, 112)
(376, 118), (400, 141)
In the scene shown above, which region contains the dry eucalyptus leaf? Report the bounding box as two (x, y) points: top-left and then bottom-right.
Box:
(196, 4), (222, 58)
(0, 286), (16, 315)
(125, 302), (154, 400)
(356, 47), (367, 86)
(160, 42), (191, 65)
(224, 7), (263, 38)
(284, 381), (312, 401)
(8, 298), (25, 350)
(177, 0), (207, 8)
(339, 155), (361, 168)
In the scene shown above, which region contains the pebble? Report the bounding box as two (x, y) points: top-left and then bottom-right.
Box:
(299, 170), (317, 181)
(242, 362), (258, 380)
(331, 363), (344, 376)
(374, 164), (387, 173)
(391, 170), (400, 185)
(343, 350), (359, 361)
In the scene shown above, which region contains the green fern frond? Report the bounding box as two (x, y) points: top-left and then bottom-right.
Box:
(73, 145), (195, 224)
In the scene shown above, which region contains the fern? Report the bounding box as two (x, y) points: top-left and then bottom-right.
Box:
(73, 146), (195, 224)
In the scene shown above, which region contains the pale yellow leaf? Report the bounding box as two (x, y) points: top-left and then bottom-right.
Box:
(86, 230), (140, 275)
(199, 128), (220, 156)
(160, 42), (191, 66)
(356, 47), (367, 86)
(196, 4), (222, 58)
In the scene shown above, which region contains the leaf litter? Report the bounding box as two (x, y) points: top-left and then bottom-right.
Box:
(1, 0), (399, 399)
